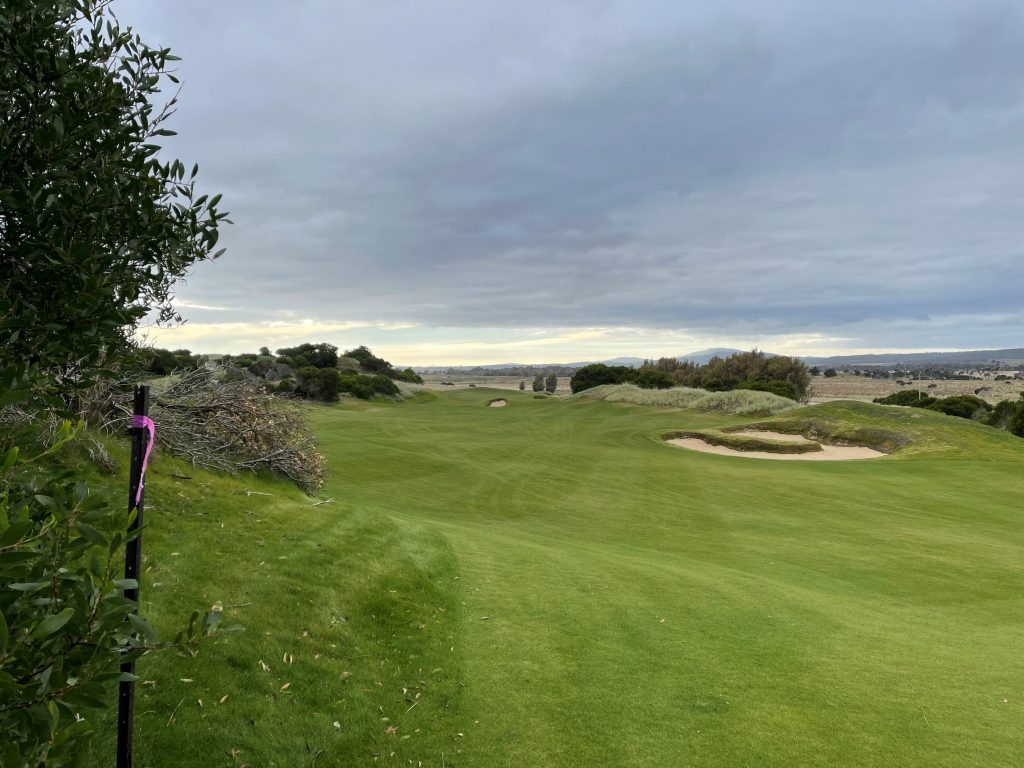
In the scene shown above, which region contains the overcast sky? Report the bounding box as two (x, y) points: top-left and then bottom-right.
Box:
(130, 0), (1024, 364)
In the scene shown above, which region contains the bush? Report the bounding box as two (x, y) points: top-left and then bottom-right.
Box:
(737, 379), (796, 400)
(634, 370), (674, 390)
(0, 398), (228, 765)
(394, 367), (424, 384)
(873, 390), (936, 408)
(338, 373), (399, 399)
(926, 395), (992, 420)
(295, 367), (342, 402)
(569, 364), (636, 393)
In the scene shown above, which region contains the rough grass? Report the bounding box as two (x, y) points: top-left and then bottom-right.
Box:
(80, 391), (1024, 767)
(573, 383), (797, 415)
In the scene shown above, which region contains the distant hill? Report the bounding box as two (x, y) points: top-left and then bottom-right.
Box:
(800, 348), (1024, 367)
(415, 347), (1024, 374)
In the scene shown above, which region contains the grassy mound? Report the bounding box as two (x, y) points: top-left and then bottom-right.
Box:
(663, 429), (824, 454)
(572, 383), (796, 415)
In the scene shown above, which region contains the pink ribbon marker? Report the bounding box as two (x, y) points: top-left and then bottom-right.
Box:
(131, 415), (155, 507)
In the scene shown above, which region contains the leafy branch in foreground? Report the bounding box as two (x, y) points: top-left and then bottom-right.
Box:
(0, 414), (234, 767)
(0, 0), (228, 382)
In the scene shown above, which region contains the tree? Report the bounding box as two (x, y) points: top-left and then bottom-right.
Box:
(0, 0), (228, 379)
(545, 373), (558, 393)
(532, 374), (545, 392)
(519, 380), (525, 391)
(569, 364), (635, 393)
(1, 4), (229, 760)
(275, 343), (338, 370)
(824, 368), (838, 378)
(634, 369), (674, 390)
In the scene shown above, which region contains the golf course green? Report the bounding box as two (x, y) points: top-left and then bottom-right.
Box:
(85, 389), (1024, 767)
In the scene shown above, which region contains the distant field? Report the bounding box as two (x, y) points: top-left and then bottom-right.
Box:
(420, 373), (573, 393)
(85, 389), (1024, 767)
(810, 374), (1024, 403)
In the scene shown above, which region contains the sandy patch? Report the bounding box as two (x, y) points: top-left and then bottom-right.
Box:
(667, 437), (885, 461)
(728, 430), (816, 444)
(488, 399), (507, 408)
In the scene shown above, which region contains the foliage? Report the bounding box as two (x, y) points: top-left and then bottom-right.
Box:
(824, 368), (838, 377)
(343, 346), (393, 375)
(873, 390), (937, 408)
(134, 347), (203, 377)
(532, 375), (545, 392)
(636, 351), (810, 400)
(544, 373), (558, 393)
(0, 0), (227, 379)
(569, 364), (636, 393)
(394, 367), (424, 384)
(0, 405), (228, 766)
(633, 370), (674, 390)
(338, 373), (399, 400)
(275, 344), (338, 370)
(925, 395), (992, 420)
(294, 367), (342, 402)
(736, 379), (796, 400)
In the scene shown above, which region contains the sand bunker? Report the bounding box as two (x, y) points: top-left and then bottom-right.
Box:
(667, 430), (886, 461)
(488, 399), (507, 408)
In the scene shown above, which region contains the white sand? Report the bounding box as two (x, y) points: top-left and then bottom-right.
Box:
(666, 435), (886, 461)
(489, 399), (507, 408)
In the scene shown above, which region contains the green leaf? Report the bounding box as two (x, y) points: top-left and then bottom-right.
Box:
(0, 520), (31, 548)
(1, 446), (18, 471)
(74, 522), (107, 546)
(0, 610), (8, 652)
(113, 579), (138, 590)
(32, 607), (75, 639)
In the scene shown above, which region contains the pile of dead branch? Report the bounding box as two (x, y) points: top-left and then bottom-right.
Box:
(86, 365), (324, 492)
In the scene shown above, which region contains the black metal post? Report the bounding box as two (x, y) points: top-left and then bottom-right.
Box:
(117, 385), (149, 768)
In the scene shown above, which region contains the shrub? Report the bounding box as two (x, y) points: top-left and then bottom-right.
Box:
(338, 373), (399, 399)
(394, 368), (424, 384)
(545, 373), (558, 393)
(873, 390), (936, 408)
(1, 392), (230, 765)
(926, 395), (992, 420)
(737, 379), (796, 400)
(634, 370), (674, 390)
(532, 375), (545, 392)
(569, 364), (636, 393)
(275, 343), (338, 370)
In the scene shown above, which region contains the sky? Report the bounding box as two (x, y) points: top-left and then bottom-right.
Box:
(129, 0), (1024, 365)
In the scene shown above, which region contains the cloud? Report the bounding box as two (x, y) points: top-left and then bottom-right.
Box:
(126, 0), (1024, 359)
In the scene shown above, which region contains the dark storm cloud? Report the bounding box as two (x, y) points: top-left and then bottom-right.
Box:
(131, 0), (1024, 348)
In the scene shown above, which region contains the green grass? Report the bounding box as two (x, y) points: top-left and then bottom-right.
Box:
(83, 390), (1024, 767)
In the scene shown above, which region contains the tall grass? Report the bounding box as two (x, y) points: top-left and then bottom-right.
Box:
(571, 383), (796, 415)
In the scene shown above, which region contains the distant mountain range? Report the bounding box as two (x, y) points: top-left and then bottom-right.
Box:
(416, 347), (1024, 372)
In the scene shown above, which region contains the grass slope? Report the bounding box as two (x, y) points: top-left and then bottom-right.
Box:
(86, 391), (1024, 767)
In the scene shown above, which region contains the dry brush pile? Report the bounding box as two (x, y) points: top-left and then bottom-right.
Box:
(84, 365), (325, 492)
